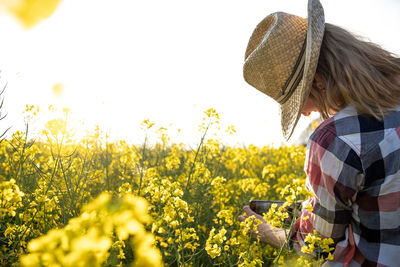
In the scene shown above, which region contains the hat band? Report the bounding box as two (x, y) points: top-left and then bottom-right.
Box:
(277, 37), (307, 104)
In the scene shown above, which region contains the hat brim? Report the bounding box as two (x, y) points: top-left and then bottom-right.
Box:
(280, 0), (325, 140)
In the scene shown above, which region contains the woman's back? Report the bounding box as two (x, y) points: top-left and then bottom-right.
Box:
(302, 105), (400, 266)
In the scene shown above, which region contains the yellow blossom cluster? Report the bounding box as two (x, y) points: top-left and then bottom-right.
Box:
(236, 216), (266, 266)
(0, 179), (24, 218)
(20, 192), (162, 267)
(205, 227), (228, 259)
(301, 230), (335, 262)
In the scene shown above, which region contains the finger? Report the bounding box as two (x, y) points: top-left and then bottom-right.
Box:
(237, 215), (247, 222)
(243, 206), (267, 223)
(243, 205), (257, 216)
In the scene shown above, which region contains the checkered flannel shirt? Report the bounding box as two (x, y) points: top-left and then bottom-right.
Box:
(291, 105), (400, 267)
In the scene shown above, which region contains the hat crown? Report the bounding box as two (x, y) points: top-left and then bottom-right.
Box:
(243, 12), (307, 102)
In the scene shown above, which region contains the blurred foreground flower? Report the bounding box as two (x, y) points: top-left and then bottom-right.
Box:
(20, 192), (163, 267)
(52, 82), (64, 97)
(1, 0), (63, 29)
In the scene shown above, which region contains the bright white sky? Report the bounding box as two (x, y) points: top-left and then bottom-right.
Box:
(0, 0), (399, 147)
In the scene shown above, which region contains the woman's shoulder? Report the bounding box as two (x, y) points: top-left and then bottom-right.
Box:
(308, 106), (357, 146)
(310, 105), (400, 157)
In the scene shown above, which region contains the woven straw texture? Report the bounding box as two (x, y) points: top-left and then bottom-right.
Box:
(243, 0), (325, 140)
(244, 13), (307, 101)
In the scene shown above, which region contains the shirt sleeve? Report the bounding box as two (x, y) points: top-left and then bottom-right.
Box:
(291, 125), (364, 254)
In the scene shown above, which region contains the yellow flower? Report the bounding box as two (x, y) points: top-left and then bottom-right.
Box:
(304, 202), (314, 212)
(326, 253), (334, 261)
(187, 216), (194, 223)
(1, 0), (63, 29)
(205, 227), (228, 259)
(170, 220), (179, 229)
(206, 243), (221, 259)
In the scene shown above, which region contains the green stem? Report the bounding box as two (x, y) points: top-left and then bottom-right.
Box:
(184, 122), (210, 197)
(137, 133), (147, 196)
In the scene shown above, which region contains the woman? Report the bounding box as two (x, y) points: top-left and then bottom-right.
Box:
(238, 0), (400, 266)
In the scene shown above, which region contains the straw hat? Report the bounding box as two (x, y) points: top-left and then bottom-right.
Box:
(243, 0), (325, 140)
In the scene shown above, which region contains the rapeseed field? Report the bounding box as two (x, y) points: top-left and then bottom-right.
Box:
(0, 107), (333, 266)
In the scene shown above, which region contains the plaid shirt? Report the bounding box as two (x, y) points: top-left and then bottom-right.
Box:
(291, 105), (400, 267)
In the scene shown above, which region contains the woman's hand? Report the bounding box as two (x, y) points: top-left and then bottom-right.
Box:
(237, 205), (288, 249)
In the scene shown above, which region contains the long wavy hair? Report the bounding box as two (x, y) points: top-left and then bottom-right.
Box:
(311, 23), (400, 120)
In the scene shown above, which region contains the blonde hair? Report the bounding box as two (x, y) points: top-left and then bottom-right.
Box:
(312, 23), (400, 120)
